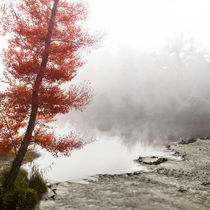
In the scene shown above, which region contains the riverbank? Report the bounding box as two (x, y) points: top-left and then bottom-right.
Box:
(37, 138), (210, 210)
(0, 150), (40, 172)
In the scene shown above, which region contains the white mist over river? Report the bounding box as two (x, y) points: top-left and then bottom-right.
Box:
(24, 134), (173, 182)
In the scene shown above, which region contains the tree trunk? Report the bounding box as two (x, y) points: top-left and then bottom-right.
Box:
(3, 0), (59, 189)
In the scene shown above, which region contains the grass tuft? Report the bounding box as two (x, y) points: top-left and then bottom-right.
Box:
(0, 167), (47, 210)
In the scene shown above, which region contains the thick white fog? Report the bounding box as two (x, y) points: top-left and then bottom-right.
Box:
(56, 0), (210, 146)
(58, 37), (210, 146)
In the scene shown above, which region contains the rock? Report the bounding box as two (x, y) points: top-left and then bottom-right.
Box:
(133, 171), (141, 176)
(201, 181), (210, 186)
(43, 185), (58, 201)
(50, 195), (56, 200)
(165, 144), (171, 149)
(199, 137), (210, 140)
(174, 151), (186, 159)
(178, 138), (197, 144)
(52, 188), (57, 194)
(178, 186), (187, 193)
(136, 156), (168, 165)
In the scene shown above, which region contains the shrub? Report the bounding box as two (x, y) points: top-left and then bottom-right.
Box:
(29, 167), (48, 196)
(0, 186), (38, 210)
(0, 168), (29, 188)
(0, 167), (48, 210)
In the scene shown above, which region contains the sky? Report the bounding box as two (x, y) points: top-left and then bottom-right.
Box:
(87, 0), (210, 52)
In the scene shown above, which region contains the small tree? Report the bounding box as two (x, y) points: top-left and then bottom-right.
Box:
(0, 0), (99, 188)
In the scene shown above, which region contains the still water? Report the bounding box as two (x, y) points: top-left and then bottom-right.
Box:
(24, 134), (172, 183)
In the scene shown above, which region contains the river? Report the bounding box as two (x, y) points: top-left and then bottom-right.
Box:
(24, 134), (174, 183)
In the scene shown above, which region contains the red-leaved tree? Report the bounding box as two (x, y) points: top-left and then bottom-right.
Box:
(0, 0), (99, 188)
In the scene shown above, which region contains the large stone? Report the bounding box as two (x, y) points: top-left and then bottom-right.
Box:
(178, 138), (197, 144)
(136, 156), (168, 165)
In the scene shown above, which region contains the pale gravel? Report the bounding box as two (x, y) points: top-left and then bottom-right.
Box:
(36, 139), (210, 210)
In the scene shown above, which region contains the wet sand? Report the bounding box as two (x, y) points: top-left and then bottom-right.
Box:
(37, 138), (210, 210)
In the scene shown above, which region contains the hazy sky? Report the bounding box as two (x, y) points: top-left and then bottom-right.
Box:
(1, 0), (210, 67)
(87, 0), (210, 52)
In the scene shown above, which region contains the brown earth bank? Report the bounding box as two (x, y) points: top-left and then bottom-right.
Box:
(37, 138), (210, 210)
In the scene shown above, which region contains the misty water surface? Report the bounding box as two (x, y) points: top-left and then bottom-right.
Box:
(25, 133), (175, 182)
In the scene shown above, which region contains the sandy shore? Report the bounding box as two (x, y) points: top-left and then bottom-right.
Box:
(37, 138), (210, 210)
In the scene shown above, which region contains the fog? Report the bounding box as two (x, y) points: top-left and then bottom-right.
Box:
(34, 37), (210, 181)
(26, 135), (177, 182)
(57, 37), (210, 146)
(1, 0), (210, 146)
(54, 0), (210, 147)
(2, 0), (210, 180)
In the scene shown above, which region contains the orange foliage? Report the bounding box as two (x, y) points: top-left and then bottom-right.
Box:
(0, 0), (98, 156)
